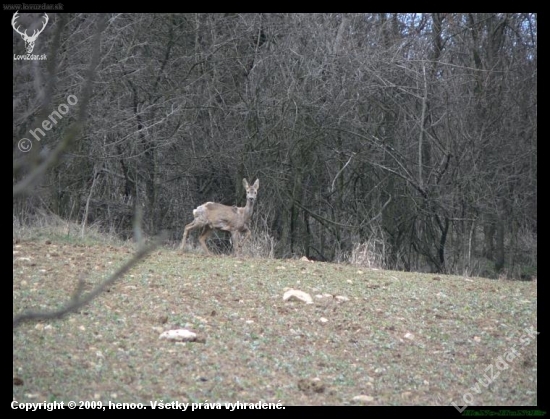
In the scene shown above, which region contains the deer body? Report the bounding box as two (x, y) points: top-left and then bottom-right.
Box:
(181, 178), (259, 255)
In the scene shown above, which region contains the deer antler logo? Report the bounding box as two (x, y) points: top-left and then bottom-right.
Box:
(12, 12), (49, 54)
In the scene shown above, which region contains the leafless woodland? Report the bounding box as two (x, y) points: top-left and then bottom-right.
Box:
(13, 13), (537, 279)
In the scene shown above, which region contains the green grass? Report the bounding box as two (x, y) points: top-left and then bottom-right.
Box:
(13, 236), (537, 406)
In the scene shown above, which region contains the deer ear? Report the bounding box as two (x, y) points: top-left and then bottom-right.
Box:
(253, 179), (259, 189)
(243, 178), (249, 189)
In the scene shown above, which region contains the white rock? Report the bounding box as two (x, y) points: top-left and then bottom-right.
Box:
(283, 289), (313, 304)
(159, 329), (197, 342)
(335, 295), (350, 302)
(352, 395), (374, 403)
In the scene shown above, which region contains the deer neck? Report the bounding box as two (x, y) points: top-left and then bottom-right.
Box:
(240, 199), (255, 223)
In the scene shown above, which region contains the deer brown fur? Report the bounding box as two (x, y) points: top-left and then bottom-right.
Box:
(180, 178), (259, 255)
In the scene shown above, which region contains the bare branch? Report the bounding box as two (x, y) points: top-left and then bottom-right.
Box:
(13, 239), (159, 329)
(13, 14), (107, 196)
(331, 152), (355, 193)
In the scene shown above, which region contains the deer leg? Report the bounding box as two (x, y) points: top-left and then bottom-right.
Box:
(231, 230), (240, 255)
(181, 219), (200, 251)
(241, 227), (251, 249)
(233, 228), (251, 256)
(243, 228), (251, 243)
(198, 226), (213, 255)
(180, 221), (194, 251)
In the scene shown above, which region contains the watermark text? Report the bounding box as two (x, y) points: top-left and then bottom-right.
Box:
(17, 94), (78, 152)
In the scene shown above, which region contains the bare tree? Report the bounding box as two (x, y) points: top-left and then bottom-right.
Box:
(13, 12), (536, 279)
(13, 13), (159, 328)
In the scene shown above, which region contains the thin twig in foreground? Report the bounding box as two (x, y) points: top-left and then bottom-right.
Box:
(13, 241), (157, 329)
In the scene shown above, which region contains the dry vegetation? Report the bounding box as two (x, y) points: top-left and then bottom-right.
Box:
(13, 233), (537, 406)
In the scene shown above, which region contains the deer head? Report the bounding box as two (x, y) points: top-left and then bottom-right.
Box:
(12, 12), (49, 54)
(243, 178), (259, 205)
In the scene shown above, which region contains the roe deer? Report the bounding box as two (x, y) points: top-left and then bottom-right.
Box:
(180, 178), (260, 255)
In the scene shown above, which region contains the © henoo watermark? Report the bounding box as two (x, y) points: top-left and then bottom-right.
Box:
(12, 11), (48, 59)
(450, 326), (539, 412)
(17, 94), (78, 153)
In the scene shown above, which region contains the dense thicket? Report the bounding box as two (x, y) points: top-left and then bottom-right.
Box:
(13, 13), (537, 278)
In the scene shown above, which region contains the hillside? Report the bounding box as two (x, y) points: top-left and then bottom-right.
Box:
(13, 238), (537, 406)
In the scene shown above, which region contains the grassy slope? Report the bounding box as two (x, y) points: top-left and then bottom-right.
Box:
(13, 238), (537, 406)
